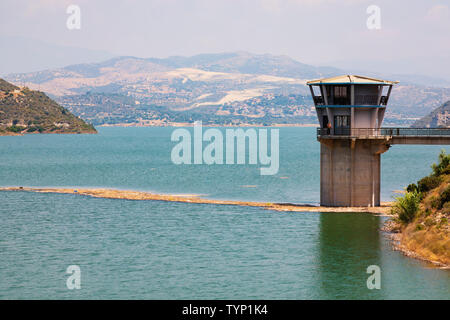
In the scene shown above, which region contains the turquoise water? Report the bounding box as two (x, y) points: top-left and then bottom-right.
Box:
(0, 127), (449, 299)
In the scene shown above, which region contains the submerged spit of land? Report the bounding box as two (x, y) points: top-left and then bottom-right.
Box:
(0, 186), (392, 215)
(3, 186), (449, 268)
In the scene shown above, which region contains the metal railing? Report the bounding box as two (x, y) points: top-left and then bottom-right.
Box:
(317, 127), (450, 137)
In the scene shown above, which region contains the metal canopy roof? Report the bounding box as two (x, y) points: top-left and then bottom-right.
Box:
(306, 75), (399, 85)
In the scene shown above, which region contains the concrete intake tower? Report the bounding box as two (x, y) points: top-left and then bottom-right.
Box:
(307, 75), (450, 207)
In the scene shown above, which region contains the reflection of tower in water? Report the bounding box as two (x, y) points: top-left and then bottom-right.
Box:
(316, 213), (385, 299)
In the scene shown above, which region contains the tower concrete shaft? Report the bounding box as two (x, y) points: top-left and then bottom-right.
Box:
(319, 138), (389, 207)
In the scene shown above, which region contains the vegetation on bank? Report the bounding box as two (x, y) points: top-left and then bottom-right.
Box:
(0, 78), (96, 135)
(390, 150), (450, 265)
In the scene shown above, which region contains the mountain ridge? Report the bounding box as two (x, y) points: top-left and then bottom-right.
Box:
(5, 52), (450, 126)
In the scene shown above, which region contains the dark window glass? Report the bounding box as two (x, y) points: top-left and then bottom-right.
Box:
(334, 86), (347, 98)
(322, 115), (329, 128)
(333, 86), (350, 105)
(334, 115), (350, 135)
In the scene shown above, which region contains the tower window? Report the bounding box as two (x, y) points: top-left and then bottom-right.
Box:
(334, 86), (348, 98)
(333, 86), (350, 105)
(334, 115), (350, 135)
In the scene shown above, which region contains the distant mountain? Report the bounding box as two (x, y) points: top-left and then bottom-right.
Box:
(0, 78), (96, 135)
(5, 52), (315, 100)
(5, 52), (339, 88)
(0, 36), (115, 76)
(386, 74), (450, 88)
(411, 101), (450, 128)
(144, 52), (342, 78)
(5, 52), (450, 126)
(328, 58), (450, 86)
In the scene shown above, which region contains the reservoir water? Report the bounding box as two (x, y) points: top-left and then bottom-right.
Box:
(0, 127), (449, 299)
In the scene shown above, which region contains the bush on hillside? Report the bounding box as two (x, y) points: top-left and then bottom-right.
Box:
(407, 183), (418, 193)
(417, 175), (441, 193)
(6, 125), (25, 133)
(392, 191), (421, 224)
(432, 150), (450, 176)
(442, 202), (450, 215)
(438, 185), (450, 210)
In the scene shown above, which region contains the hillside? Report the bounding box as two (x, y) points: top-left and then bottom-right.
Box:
(388, 151), (450, 266)
(0, 78), (96, 135)
(411, 100), (450, 128)
(5, 52), (450, 126)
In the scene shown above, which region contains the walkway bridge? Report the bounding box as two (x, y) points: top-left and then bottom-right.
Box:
(317, 128), (450, 145)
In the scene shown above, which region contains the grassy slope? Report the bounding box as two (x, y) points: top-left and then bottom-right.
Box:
(0, 78), (96, 135)
(391, 153), (450, 266)
(401, 177), (450, 265)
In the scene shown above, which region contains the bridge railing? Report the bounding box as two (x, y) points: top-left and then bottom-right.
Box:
(317, 127), (450, 137)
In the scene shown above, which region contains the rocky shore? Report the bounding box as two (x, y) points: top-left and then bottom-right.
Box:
(382, 219), (449, 268)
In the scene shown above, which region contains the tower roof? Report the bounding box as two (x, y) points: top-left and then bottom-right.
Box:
(307, 75), (399, 85)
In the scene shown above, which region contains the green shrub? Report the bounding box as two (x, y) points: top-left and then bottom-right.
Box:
(6, 125), (25, 133)
(407, 183), (418, 193)
(424, 217), (435, 227)
(442, 202), (450, 215)
(417, 175), (441, 193)
(430, 196), (440, 209)
(392, 191), (421, 224)
(415, 224), (424, 231)
(438, 185), (450, 209)
(432, 150), (450, 176)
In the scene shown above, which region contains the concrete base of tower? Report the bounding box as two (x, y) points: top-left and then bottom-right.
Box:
(319, 138), (390, 207)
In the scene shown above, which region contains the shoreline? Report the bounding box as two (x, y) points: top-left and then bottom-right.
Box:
(382, 220), (450, 269)
(0, 130), (97, 136)
(0, 186), (392, 215)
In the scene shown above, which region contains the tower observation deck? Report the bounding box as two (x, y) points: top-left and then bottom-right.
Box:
(307, 75), (450, 207)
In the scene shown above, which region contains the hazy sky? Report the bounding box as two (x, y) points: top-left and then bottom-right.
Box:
(1, 0), (449, 78)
